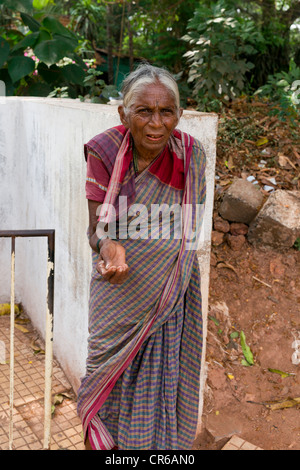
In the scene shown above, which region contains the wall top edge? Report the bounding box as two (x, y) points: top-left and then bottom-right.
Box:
(3, 97), (218, 118)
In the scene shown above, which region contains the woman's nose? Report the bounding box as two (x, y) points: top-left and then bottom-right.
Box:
(149, 110), (163, 127)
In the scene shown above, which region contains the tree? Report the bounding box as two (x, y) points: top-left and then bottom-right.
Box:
(0, 0), (116, 100)
(233, 0), (300, 87)
(182, 1), (263, 110)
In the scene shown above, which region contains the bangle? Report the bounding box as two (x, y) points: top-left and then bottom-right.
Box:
(96, 239), (102, 253)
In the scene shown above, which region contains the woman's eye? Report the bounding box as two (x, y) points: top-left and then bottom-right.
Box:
(138, 108), (151, 115)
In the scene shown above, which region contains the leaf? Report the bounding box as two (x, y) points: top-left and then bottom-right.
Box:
(0, 37), (10, 69)
(14, 323), (29, 333)
(51, 393), (67, 415)
(0, 303), (20, 316)
(240, 331), (254, 366)
(36, 28), (52, 44)
(59, 391), (73, 400)
(30, 338), (45, 355)
(241, 358), (251, 367)
(53, 394), (64, 406)
(61, 63), (85, 85)
(255, 137), (269, 146)
(21, 13), (41, 32)
(42, 16), (77, 40)
(101, 85), (119, 100)
(10, 32), (40, 53)
(15, 317), (29, 324)
(33, 0), (50, 9)
(33, 38), (75, 66)
(208, 315), (220, 326)
(268, 368), (294, 379)
(27, 81), (52, 97)
(265, 397), (300, 411)
(7, 56), (35, 83)
(278, 153), (297, 170)
(217, 261), (238, 276)
(3, 0), (33, 12)
(230, 331), (239, 339)
(37, 62), (63, 84)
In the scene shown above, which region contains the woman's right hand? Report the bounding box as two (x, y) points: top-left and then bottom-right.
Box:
(97, 239), (129, 285)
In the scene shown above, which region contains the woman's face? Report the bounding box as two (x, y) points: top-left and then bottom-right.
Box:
(118, 82), (182, 160)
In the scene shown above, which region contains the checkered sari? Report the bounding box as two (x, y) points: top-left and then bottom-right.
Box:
(77, 126), (206, 450)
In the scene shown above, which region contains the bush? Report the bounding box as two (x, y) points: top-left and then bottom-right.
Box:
(254, 60), (300, 122)
(182, 0), (265, 111)
(0, 0), (116, 101)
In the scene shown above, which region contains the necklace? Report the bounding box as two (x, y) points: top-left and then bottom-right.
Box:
(133, 147), (139, 175)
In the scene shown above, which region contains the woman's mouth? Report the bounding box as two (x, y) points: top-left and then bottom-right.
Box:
(146, 134), (164, 142)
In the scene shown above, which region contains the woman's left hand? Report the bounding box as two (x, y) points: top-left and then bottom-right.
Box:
(96, 239), (129, 285)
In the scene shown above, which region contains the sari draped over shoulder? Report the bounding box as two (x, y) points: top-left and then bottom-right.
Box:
(77, 125), (206, 450)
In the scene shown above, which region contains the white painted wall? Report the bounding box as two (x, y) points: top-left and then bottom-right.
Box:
(0, 98), (217, 423)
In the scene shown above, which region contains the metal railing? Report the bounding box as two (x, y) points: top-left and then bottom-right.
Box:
(0, 230), (55, 450)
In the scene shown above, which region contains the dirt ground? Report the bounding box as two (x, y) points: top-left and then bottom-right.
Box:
(195, 97), (300, 451)
(195, 241), (300, 451)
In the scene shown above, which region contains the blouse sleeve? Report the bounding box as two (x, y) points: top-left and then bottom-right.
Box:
(85, 148), (110, 203)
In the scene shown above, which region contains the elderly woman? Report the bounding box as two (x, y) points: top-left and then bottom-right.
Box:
(77, 64), (206, 450)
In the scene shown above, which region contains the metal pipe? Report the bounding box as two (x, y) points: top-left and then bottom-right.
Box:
(9, 237), (15, 450)
(0, 230), (55, 450)
(44, 231), (55, 450)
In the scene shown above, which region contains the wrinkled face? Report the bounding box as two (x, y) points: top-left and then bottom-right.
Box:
(118, 82), (182, 160)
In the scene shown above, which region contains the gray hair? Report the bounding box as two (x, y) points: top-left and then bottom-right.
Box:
(121, 63), (180, 114)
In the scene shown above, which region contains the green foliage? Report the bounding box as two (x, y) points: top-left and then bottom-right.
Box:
(32, 0), (53, 9)
(182, 0), (265, 111)
(48, 84), (68, 97)
(1, 0), (299, 107)
(254, 60), (300, 122)
(0, 0), (114, 100)
(120, 0), (198, 72)
(69, 0), (106, 44)
(79, 66), (119, 103)
(218, 115), (261, 145)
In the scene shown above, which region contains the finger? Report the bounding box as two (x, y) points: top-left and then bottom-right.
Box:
(98, 264), (129, 283)
(109, 268), (129, 284)
(96, 264), (102, 275)
(102, 267), (117, 281)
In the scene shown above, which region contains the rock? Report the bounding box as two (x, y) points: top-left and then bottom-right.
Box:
(210, 252), (218, 267)
(214, 216), (230, 233)
(226, 234), (246, 251)
(230, 222), (249, 236)
(219, 179), (264, 224)
(248, 190), (300, 249)
(211, 231), (224, 246)
(204, 413), (242, 444)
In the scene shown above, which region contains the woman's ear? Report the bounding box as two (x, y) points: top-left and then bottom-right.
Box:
(173, 107), (183, 129)
(118, 105), (129, 128)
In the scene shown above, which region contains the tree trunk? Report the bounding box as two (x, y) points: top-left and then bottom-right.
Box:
(250, 0), (291, 87)
(261, 0), (277, 30)
(128, 1), (134, 72)
(106, 3), (114, 85)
